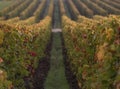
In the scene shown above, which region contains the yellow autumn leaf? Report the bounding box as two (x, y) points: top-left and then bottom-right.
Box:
(96, 43), (108, 61)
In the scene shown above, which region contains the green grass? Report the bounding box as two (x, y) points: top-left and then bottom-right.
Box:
(44, 33), (70, 89)
(0, 0), (15, 10)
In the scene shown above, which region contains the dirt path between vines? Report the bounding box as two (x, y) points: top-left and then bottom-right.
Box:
(31, 29), (79, 89)
(44, 30), (70, 89)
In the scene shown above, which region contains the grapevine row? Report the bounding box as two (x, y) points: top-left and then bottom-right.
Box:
(47, 0), (54, 17)
(91, 0), (120, 14)
(62, 0), (71, 19)
(34, 0), (47, 22)
(80, 0), (107, 16)
(59, 0), (66, 16)
(8, 0), (33, 19)
(62, 15), (120, 89)
(20, 0), (40, 20)
(63, 0), (79, 20)
(102, 0), (120, 10)
(72, 0), (93, 18)
(0, 16), (51, 89)
(0, 0), (24, 17)
(113, 0), (120, 4)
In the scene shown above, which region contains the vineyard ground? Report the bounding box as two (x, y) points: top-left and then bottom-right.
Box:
(44, 32), (69, 89)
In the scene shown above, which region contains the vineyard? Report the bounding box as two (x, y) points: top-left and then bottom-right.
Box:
(0, 0), (120, 89)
